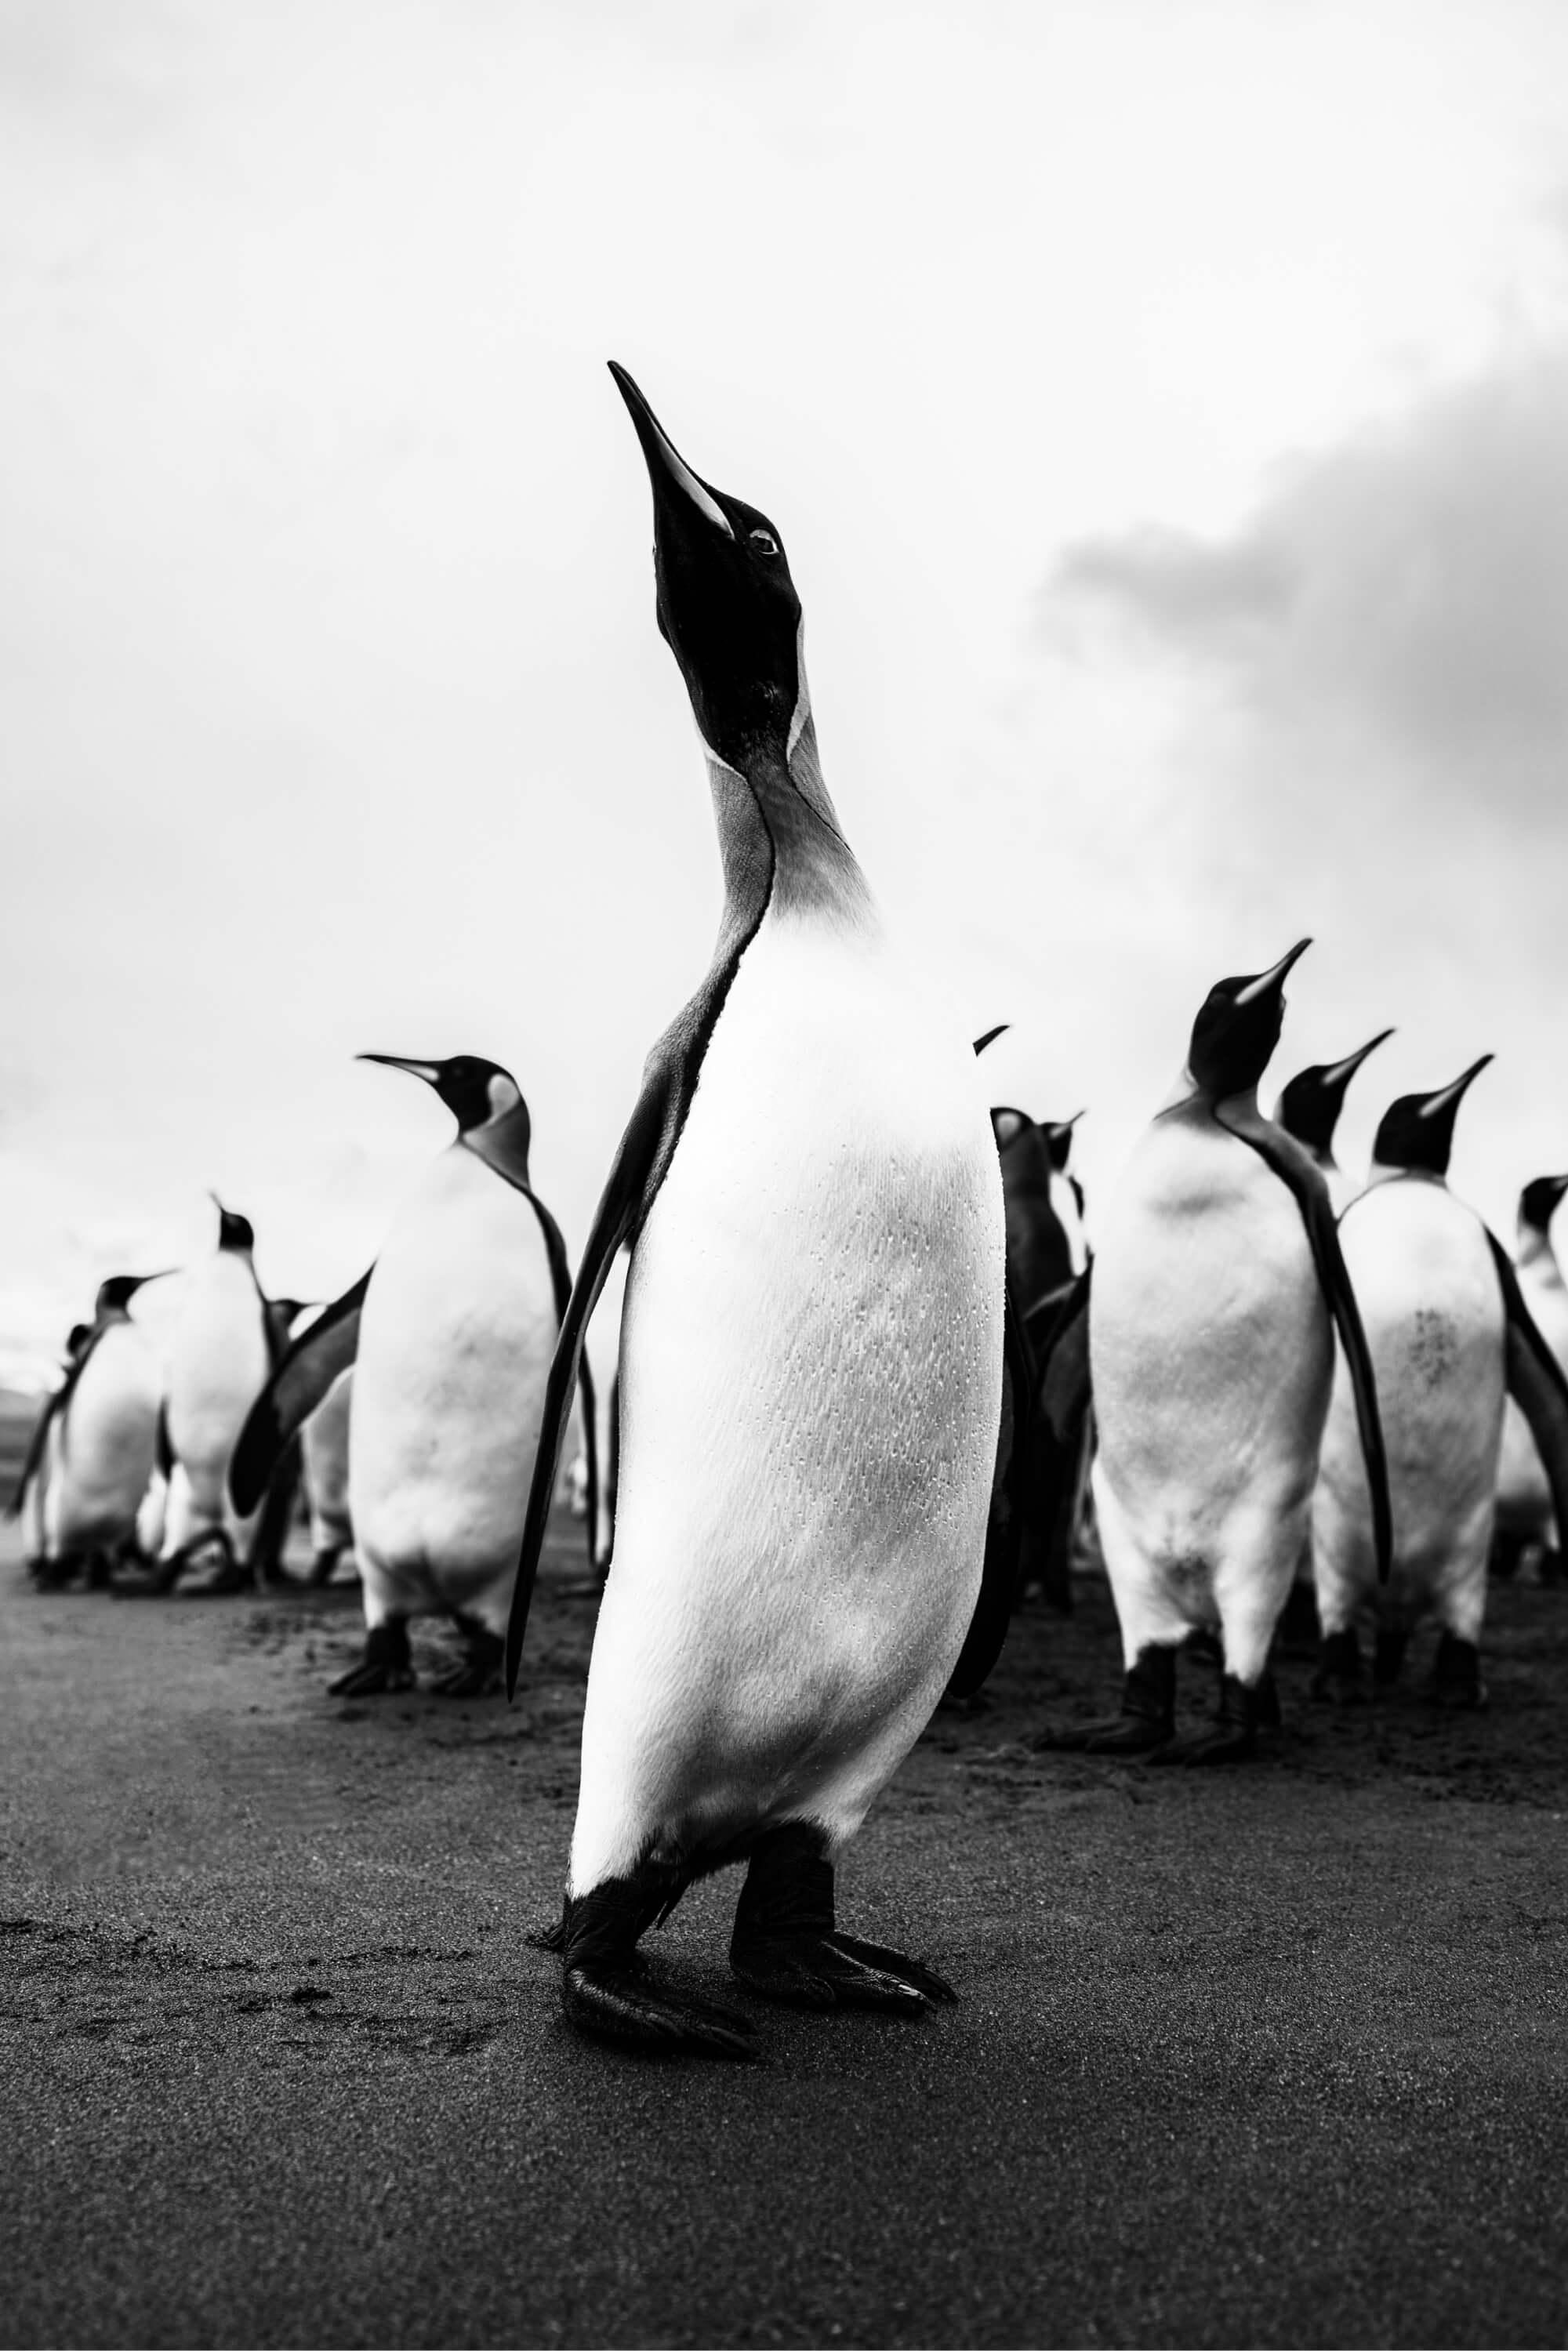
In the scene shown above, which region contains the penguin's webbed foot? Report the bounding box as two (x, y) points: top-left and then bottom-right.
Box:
(1311, 1627), (1366, 1706)
(726, 1822), (954, 2019)
(1428, 1631), (1486, 1710)
(561, 1960), (760, 2061)
(1033, 1643), (1176, 1756)
(328, 1621), (414, 1697)
(308, 1546), (346, 1587)
(429, 1620), (503, 1698)
(1146, 1671), (1273, 1765)
(731, 1929), (953, 2013)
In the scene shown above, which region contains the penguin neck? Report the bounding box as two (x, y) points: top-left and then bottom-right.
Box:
(1158, 1072), (1261, 1124)
(702, 711), (875, 945)
(463, 1095), (533, 1189)
(1367, 1159), (1447, 1192)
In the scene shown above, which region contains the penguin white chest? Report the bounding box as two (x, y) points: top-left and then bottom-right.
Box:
(1091, 1116), (1330, 1573)
(351, 1147), (557, 1590)
(572, 913), (1004, 1883)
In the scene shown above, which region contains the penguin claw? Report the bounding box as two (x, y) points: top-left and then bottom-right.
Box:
(1031, 1715), (1171, 1756)
(561, 1962), (763, 2061)
(729, 1931), (949, 2014)
(327, 1660), (416, 1697)
(1144, 1727), (1258, 1767)
(427, 1663), (501, 1699)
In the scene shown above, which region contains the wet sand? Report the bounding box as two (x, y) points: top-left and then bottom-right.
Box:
(4, 1423), (1568, 2347)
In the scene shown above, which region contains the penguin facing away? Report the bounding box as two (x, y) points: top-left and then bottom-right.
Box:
(1491, 1174), (1568, 1580)
(1036, 941), (1392, 1763)
(230, 1055), (593, 1695)
(154, 1201), (274, 1590)
(503, 365), (1016, 2062)
(1312, 1071), (1568, 1705)
(11, 1275), (164, 1584)
(1274, 1029), (1394, 1216)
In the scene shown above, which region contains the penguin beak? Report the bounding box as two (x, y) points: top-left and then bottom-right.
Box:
(1417, 1054), (1494, 1118)
(358, 1053), (445, 1090)
(973, 1025), (1010, 1057)
(608, 362), (735, 542)
(1322, 1028), (1395, 1089)
(1235, 938), (1312, 1007)
(1044, 1111), (1085, 1168)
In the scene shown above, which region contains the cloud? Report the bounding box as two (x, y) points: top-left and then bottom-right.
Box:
(1045, 340), (1568, 823)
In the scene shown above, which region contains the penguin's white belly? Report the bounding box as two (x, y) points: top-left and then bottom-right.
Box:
(165, 1262), (270, 1514)
(350, 1149), (557, 1609)
(571, 917), (1004, 1892)
(1091, 1119), (1330, 1598)
(1316, 1185), (1504, 1616)
(53, 1328), (162, 1549)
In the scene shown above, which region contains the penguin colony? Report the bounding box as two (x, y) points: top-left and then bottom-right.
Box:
(13, 368), (1568, 2064)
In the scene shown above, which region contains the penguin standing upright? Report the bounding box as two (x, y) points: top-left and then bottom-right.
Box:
(11, 1276), (163, 1584)
(231, 1056), (591, 1694)
(1037, 944), (1392, 1762)
(1491, 1174), (1568, 1581)
(1313, 1072), (1568, 1704)
(503, 365), (1018, 2062)
(1274, 1030), (1394, 1214)
(157, 1202), (273, 1589)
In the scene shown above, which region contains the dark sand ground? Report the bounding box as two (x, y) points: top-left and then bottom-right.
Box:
(4, 1400), (1568, 2348)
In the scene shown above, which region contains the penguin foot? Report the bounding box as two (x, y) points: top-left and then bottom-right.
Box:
(429, 1624), (504, 1700)
(561, 1960), (760, 2061)
(308, 1545), (347, 1587)
(154, 1533), (232, 1594)
(1428, 1631), (1486, 1710)
(328, 1621), (414, 1697)
(1147, 1672), (1271, 1765)
(1373, 1628), (1408, 1688)
(1311, 1627), (1364, 1704)
(202, 1555), (256, 1596)
(1033, 1643), (1176, 1755)
(1539, 1548), (1564, 1589)
(730, 1931), (953, 2013)
(1276, 1580), (1321, 1654)
(727, 1822), (954, 2015)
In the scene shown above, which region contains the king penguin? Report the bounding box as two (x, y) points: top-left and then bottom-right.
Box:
(1312, 1070), (1568, 1704)
(1036, 942), (1392, 1762)
(1490, 1174), (1568, 1582)
(230, 1055), (592, 1695)
(502, 365), (1021, 2062)
(1274, 1029), (1394, 1215)
(157, 1202), (274, 1589)
(12, 1276), (163, 1584)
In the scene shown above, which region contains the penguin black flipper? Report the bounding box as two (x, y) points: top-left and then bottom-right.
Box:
(228, 1271), (372, 1518)
(10, 1391), (60, 1516)
(1485, 1229), (1568, 1547)
(1216, 1102), (1394, 1584)
(505, 1076), (674, 1696)
(947, 1281), (1035, 1698)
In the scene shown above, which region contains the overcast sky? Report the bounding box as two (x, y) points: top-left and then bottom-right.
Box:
(5, 0), (1568, 1380)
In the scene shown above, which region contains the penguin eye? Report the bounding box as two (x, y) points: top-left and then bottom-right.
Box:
(749, 528), (780, 556)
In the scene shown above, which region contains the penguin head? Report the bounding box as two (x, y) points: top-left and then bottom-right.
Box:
(211, 1197), (254, 1253)
(1371, 1057), (1494, 1177)
(609, 362), (805, 771)
(1185, 940), (1312, 1100)
(1519, 1173), (1568, 1235)
(1276, 1029), (1395, 1155)
(358, 1052), (524, 1137)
